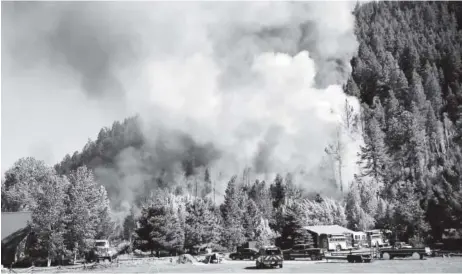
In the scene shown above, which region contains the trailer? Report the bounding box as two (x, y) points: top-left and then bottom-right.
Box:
(325, 250), (375, 263)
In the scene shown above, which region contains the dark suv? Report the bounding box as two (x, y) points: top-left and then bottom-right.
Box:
(288, 244), (323, 261)
(229, 248), (259, 260)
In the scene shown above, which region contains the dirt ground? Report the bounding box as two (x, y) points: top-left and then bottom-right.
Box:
(3, 257), (462, 273)
(42, 257), (462, 273)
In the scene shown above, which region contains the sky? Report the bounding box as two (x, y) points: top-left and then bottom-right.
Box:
(1, 2), (363, 204)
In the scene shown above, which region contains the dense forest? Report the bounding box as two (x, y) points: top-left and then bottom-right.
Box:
(2, 1), (462, 261)
(345, 1), (462, 243)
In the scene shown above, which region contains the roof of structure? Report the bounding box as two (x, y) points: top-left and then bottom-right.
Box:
(1, 211), (32, 241)
(302, 225), (355, 235)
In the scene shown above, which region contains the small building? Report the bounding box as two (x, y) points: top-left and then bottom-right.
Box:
(302, 225), (355, 250)
(1, 212), (32, 267)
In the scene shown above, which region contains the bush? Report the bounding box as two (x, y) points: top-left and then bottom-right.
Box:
(116, 241), (132, 255)
(409, 235), (426, 248)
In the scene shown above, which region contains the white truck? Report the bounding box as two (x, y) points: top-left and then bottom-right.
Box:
(86, 240), (118, 263)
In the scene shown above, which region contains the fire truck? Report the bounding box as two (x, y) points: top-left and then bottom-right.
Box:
(365, 229), (390, 247)
(85, 240), (118, 263)
(319, 234), (348, 251)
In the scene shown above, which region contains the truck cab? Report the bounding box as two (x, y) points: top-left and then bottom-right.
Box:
(328, 234), (348, 251)
(86, 239), (117, 263)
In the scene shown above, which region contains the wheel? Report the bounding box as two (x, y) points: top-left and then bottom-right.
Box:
(231, 256), (236, 260)
(279, 264), (283, 268)
(311, 254), (316, 261)
(249, 256), (254, 260)
(382, 252), (391, 260)
(289, 256), (294, 260)
(347, 257), (353, 263)
(411, 252), (420, 260)
(336, 245), (341, 251)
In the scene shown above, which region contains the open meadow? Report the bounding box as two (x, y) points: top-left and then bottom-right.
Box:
(3, 257), (462, 273)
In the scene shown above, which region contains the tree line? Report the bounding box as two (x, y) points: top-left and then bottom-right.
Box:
(2, 1), (462, 262)
(2, 158), (113, 266)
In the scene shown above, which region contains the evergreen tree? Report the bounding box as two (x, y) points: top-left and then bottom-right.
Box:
(220, 176), (245, 250)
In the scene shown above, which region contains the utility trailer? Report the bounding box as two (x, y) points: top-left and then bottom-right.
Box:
(325, 250), (375, 263)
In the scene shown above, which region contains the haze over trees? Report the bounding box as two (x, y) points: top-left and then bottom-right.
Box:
(2, 1), (462, 261)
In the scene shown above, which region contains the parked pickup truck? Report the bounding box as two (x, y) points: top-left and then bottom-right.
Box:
(256, 246), (284, 269)
(287, 244), (323, 261)
(229, 248), (259, 260)
(379, 242), (431, 260)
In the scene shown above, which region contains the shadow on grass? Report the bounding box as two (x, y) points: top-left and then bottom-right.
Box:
(244, 266), (283, 270)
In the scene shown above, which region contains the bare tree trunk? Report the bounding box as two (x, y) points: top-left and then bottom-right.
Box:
(338, 158), (343, 193)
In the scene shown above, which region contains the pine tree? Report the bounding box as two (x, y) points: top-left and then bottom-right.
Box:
(423, 62), (443, 116)
(184, 198), (220, 250)
(270, 174), (286, 209)
(280, 202), (313, 247)
(220, 176), (245, 250)
(134, 197), (184, 255)
(242, 199), (261, 241)
(359, 117), (390, 188)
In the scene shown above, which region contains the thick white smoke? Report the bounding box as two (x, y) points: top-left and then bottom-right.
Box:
(2, 2), (363, 212)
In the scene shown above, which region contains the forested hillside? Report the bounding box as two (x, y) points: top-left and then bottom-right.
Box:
(2, 1), (462, 261)
(346, 1), (462, 242)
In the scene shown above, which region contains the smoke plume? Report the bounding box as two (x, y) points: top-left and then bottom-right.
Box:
(2, 2), (362, 218)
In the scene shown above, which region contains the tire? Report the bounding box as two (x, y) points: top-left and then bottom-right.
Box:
(311, 254), (316, 261)
(279, 264), (283, 269)
(336, 245), (341, 251)
(231, 256), (236, 260)
(347, 257), (353, 263)
(382, 252), (391, 260)
(249, 256), (254, 260)
(411, 252), (420, 260)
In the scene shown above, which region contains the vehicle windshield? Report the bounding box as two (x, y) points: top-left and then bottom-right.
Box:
(265, 249), (281, 255)
(95, 242), (106, 247)
(372, 235), (381, 239)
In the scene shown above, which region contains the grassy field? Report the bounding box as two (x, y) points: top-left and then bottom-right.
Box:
(68, 257), (462, 273)
(3, 257), (462, 273)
